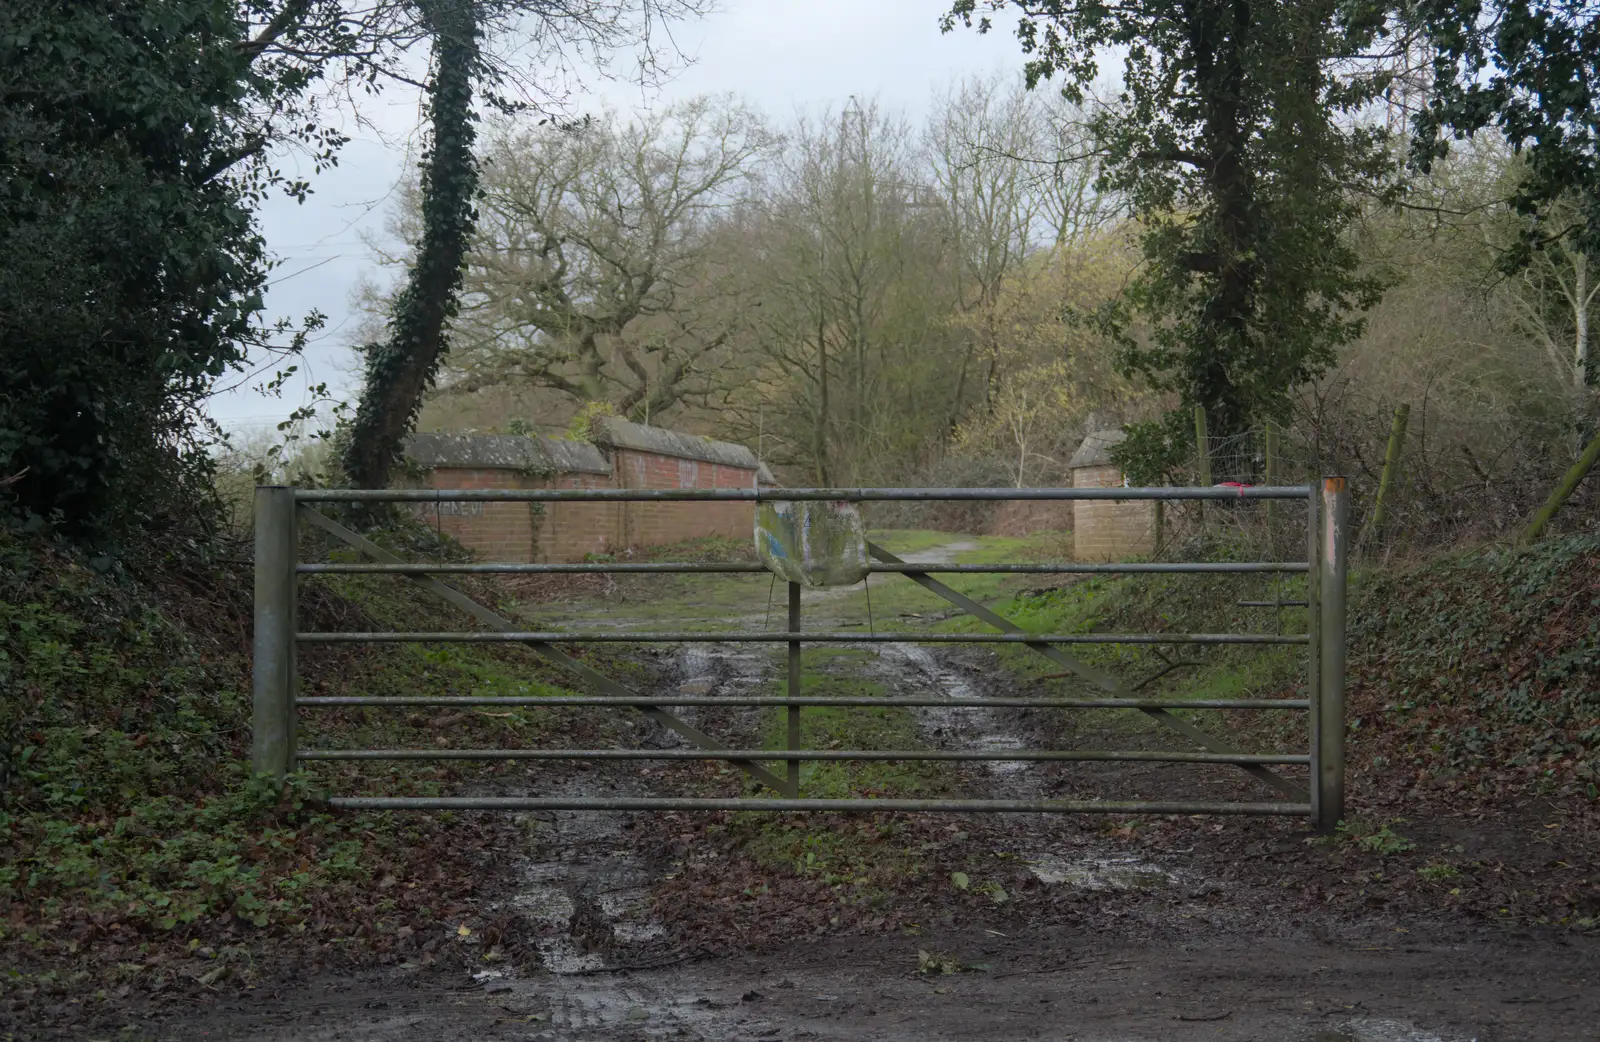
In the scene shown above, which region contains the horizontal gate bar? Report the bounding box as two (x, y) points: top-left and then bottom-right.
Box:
(296, 486), (1313, 503)
(874, 562), (1310, 573)
(300, 748), (1310, 764)
(297, 695), (1310, 710)
(866, 542), (1311, 804)
(302, 562), (772, 574)
(326, 796), (1312, 815)
(297, 561), (1310, 575)
(295, 506), (792, 793)
(297, 630), (1311, 645)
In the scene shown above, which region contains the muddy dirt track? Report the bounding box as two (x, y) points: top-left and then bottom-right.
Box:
(126, 542), (1599, 1042)
(133, 928), (1597, 1041)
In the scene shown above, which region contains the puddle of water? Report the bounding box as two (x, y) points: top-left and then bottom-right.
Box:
(876, 644), (1034, 778)
(669, 644), (770, 740)
(538, 937), (607, 975)
(521, 978), (733, 1039)
(973, 733), (1031, 775)
(504, 801), (671, 976)
(600, 887), (667, 943)
(500, 643), (774, 980)
(679, 645), (718, 677)
(507, 874), (608, 975)
(896, 540), (981, 565)
(1025, 854), (1176, 891)
(676, 645), (765, 686)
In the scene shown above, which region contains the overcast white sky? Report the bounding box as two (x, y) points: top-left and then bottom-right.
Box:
(212, 0), (1031, 434)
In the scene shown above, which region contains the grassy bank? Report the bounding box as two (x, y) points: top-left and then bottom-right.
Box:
(1346, 534), (1599, 798)
(0, 522), (621, 1003)
(965, 533), (1600, 802)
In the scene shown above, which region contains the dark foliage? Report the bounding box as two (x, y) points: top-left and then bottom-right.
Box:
(944, 1), (1398, 442)
(0, 1), (271, 538)
(1413, 1), (1600, 265)
(1350, 533), (1600, 788)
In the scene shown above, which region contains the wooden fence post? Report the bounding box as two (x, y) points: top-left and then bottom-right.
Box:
(1192, 405), (1213, 533)
(1359, 403), (1410, 549)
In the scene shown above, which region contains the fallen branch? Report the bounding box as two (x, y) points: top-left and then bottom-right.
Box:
(1520, 427), (1600, 544)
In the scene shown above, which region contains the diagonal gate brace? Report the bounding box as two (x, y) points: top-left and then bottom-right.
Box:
(300, 507), (793, 795)
(866, 542), (1307, 803)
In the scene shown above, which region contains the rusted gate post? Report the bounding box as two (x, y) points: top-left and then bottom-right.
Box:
(1312, 477), (1349, 832)
(252, 485), (298, 783)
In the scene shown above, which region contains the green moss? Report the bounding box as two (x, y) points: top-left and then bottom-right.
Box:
(727, 671), (948, 890)
(753, 672), (948, 800)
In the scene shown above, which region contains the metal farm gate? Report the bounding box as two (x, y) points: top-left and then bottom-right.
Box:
(252, 482), (1349, 830)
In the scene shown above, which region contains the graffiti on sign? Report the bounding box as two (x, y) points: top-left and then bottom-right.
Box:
(415, 501), (485, 518)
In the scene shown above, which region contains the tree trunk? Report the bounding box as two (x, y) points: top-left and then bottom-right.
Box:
(1186, 0), (1258, 442)
(342, 0), (480, 491)
(1575, 251), (1590, 387)
(946, 340), (974, 439)
(813, 299), (831, 485)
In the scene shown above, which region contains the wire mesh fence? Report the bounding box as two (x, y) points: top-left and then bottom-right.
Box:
(1154, 406), (1598, 563)
(871, 381), (1598, 559)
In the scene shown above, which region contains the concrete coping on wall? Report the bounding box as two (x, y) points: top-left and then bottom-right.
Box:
(1069, 428), (1128, 470)
(592, 416), (762, 471)
(403, 431), (611, 475)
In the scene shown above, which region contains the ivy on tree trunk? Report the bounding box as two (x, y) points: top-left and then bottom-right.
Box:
(944, 1), (1396, 450)
(342, 0), (481, 491)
